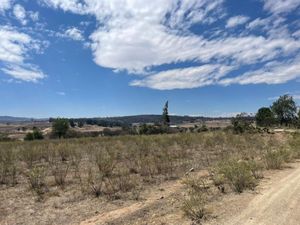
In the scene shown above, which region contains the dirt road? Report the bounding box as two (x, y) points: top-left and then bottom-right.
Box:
(208, 162), (300, 225)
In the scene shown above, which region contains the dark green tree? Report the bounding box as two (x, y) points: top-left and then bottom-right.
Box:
(24, 128), (43, 141)
(271, 95), (297, 126)
(52, 118), (69, 138)
(162, 101), (170, 126)
(69, 119), (75, 128)
(256, 107), (275, 127)
(231, 113), (253, 134)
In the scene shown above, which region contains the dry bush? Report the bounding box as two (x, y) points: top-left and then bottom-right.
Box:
(247, 160), (264, 179)
(182, 177), (210, 222)
(86, 167), (104, 197)
(51, 162), (69, 187)
(289, 134), (300, 158)
(27, 166), (48, 198)
(264, 150), (284, 170)
(0, 147), (17, 186)
(215, 159), (258, 193)
(0, 130), (295, 203)
(94, 148), (116, 178)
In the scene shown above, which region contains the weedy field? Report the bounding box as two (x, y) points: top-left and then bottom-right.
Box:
(1, 131), (300, 225)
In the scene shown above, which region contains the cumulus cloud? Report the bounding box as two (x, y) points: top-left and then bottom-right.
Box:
(64, 27), (84, 41)
(226, 15), (249, 28)
(0, 26), (46, 82)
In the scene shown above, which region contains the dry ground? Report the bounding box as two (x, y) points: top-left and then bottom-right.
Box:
(1, 132), (299, 225)
(206, 161), (300, 225)
(74, 162), (300, 225)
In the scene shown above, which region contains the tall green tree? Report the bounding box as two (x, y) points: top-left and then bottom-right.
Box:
(256, 107), (275, 127)
(271, 95), (297, 126)
(52, 118), (69, 138)
(162, 101), (170, 126)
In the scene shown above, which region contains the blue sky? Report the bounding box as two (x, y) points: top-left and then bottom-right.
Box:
(0, 0), (300, 118)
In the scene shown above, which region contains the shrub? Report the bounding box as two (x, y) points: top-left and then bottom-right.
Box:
(216, 159), (257, 193)
(247, 160), (264, 179)
(0, 148), (17, 186)
(182, 192), (207, 222)
(95, 149), (116, 177)
(231, 113), (254, 134)
(24, 129), (44, 141)
(289, 134), (300, 158)
(182, 177), (210, 222)
(51, 162), (69, 187)
(87, 167), (104, 197)
(27, 166), (48, 197)
(264, 150), (284, 169)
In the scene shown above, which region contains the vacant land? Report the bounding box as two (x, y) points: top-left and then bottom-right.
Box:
(1, 131), (299, 225)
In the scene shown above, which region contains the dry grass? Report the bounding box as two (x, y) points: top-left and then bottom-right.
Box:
(0, 131), (298, 225)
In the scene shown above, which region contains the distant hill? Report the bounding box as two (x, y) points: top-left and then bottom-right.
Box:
(68, 114), (233, 126)
(1, 114), (234, 125)
(0, 116), (47, 123)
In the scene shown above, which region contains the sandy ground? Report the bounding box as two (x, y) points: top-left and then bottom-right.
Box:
(77, 162), (300, 225)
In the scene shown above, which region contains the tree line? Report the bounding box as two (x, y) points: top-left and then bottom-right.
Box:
(256, 94), (299, 127)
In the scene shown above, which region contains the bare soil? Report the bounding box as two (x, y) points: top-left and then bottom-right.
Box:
(75, 162), (300, 225)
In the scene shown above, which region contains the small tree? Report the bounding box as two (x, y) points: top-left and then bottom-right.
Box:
(162, 101), (170, 126)
(24, 128), (43, 141)
(231, 113), (253, 134)
(52, 118), (69, 139)
(271, 95), (297, 126)
(256, 107), (275, 127)
(69, 119), (75, 128)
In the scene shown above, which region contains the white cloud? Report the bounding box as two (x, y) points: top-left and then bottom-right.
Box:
(131, 64), (235, 90)
(28, 11), (39, 21)
(13, 4), (27, 25)
(0, 0), (12, 13)
(64, 27), (84, 41)
(0, 26), (46, 82)
(2, 64), (45, 82)
(226, 15), (249, 28)
(219, 57), (300, 86)
(39, 0), (300, 89)
(263, 0), (300, 14)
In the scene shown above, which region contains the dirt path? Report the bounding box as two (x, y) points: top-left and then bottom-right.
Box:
(207, 162), (300, 225)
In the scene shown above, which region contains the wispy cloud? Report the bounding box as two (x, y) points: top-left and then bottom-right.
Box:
(13, 4), (27, 25)
(0, 25), (47, 82)
(56, 91), (66, 96)
(262, 0), (300, 14)
(131, 64), (235, 90)
(226, 15), (249, 28)
(37, 0), (300, 90)
(0, 0), (12, 13)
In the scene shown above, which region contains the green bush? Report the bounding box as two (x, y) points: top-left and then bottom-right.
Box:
(24, 129), (44, 141)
